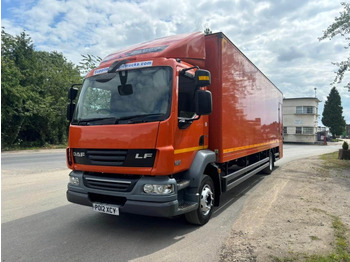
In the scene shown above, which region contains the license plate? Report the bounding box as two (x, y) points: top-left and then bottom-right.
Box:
(92, 203), (119, 216)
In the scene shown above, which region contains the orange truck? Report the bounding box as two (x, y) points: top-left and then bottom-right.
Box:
(66, 32), (283, 225)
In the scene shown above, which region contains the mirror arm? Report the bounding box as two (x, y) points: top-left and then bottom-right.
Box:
(178, 115), (200, 123)
(71, 83), (82, 88)
(108, 59), (129, 73)
(178, 115), (201, 129)
(192, 115), (201, 121)
(179, 66), (199, 75)
(179, 67), (198, 79)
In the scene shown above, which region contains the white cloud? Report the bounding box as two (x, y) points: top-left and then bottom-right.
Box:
(254, 2), (271, 16)
(2, 0), (350, 123)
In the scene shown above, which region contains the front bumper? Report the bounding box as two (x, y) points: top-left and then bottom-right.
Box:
(67, 190), (179, 217)
(67, 171), (196, 217)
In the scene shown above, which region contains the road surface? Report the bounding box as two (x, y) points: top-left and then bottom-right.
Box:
(1, 143), (342, 262)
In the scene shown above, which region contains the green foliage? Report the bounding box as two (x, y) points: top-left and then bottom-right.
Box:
(319, 2), (350, 91)
(322, 87), (346, 138)
(343, 141), (349, 150)
(1, 28), (81, 149)
(204, 28), (212, 35)
(78, 54), (102, 76)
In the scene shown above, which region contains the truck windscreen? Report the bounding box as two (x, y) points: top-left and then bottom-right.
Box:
(72, 67), (172, 125)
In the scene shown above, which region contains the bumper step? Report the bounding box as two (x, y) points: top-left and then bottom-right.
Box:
(177, 180), (190, 191)
(177, 202), (198, 215)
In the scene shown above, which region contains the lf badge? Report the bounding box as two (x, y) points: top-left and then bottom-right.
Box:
(135, 153), (153, 159)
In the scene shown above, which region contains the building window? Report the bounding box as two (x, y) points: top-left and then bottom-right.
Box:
(296, 106), (314, 114)
(283, 127), (287, 134)
(306, 106), (314, 114)
(303, 127), (314, 134)
(295, 127), (314, 135)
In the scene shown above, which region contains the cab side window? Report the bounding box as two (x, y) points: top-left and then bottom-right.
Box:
(178, 73), (196, 118)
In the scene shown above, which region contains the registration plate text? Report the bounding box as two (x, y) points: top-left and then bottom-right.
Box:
(93, 203), (119, 216)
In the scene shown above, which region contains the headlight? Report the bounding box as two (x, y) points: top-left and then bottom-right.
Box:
(143, 184), (174, 195)
(69, 176), (80, 185)
(143, 184), (154, 194)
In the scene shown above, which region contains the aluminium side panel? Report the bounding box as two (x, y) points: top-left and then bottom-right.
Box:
(205, 33), (283, 163)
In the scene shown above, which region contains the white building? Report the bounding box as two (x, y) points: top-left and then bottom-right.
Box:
(283, 97), (320, 143)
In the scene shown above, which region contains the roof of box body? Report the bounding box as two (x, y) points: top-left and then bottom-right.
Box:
(86, 32), (206, 77)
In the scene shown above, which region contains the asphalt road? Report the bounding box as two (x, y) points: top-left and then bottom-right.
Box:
(1, 143), (342, 262)
(1, 149), (66, 173)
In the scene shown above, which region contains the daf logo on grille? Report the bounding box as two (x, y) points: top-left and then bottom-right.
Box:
(135, 153), (153, 159)
(73, 152), (85, 157)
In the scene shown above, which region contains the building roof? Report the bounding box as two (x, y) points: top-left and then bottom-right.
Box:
(283, 97), (321, 103)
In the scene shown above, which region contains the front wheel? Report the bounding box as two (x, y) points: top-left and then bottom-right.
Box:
(185, 175), (215, 225)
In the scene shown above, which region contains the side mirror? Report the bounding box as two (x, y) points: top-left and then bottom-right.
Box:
(195, 90), (212, 115)
(68, 86), (79, 100)
(67, 103), (76, 122)
(67, 84), (81, 122)
(195, 69), (211, 87)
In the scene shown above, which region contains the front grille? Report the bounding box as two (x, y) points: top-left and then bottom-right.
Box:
(83, 172), (140, 192)
(73, 148), (156, 167)
(87, 149), (128, 166)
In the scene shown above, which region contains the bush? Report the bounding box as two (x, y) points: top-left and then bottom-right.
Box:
(343, 141), (349, 150)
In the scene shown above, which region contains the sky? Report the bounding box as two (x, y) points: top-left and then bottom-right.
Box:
(1, 0), (350, 125)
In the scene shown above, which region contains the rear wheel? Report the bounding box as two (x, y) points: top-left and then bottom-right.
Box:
(262, 150), (274, 174)
(185, 175), (215, 225)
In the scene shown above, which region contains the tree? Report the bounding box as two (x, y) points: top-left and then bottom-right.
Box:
(322, 87), (346, 138)
(20, 51), (81, 145)
(1, 29), (35, 146)
(204, 28), (212, 35)
(1, 28), (81, 148)
(319, 2), (350, 92)
(78, 54), (102, 76)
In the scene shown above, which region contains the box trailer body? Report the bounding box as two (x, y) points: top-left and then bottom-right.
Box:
(205, 34), (282, 163)
(66, 32), (283, 225)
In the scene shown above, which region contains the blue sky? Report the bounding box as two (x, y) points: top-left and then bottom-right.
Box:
(2, 0), (350, 125)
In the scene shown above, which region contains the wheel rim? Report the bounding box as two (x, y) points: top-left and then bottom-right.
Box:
(200, 184), (214, 216)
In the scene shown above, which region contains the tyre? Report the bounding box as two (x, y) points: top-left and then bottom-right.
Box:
(185, 175), (215, 225)
(262, 150), (274, 174)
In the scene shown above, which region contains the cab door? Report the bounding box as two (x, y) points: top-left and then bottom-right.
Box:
(173, 68), (209, 173)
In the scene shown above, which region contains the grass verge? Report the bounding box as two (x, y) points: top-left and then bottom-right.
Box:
(305, 213), (350, 262)
(272, 214), (350, 262)
(320, 152), (350, 170)
(273, 152), (350, 262)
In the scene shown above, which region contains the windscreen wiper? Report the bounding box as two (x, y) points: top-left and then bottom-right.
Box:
(77, 114), (164, 125)
(115, 113), (165, 124)
(78, 117), (117, 126)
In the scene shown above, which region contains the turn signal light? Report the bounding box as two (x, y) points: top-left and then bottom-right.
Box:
(66, 148), (73, 166)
